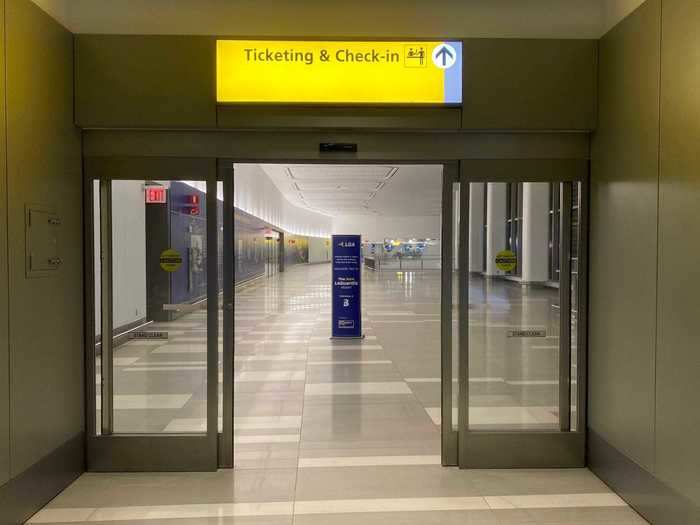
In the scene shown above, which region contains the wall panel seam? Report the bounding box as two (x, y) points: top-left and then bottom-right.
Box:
(2, 0), (10, 483)
(652, 0), (663, 475)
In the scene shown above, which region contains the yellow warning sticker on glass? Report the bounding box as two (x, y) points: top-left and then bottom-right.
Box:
(159, 248), (183, 272)
(216, 40), (463, 104)
(495, 250), (517, 272)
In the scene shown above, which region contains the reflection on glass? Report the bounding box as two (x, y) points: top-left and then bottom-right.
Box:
(93, 180), (102, 435)
(110, 180), (208, 433)
(570, 182), (581, 431)
(452, 183), (460, 431)
(467, 182), (579, 431)
(218, 181), (224, 433)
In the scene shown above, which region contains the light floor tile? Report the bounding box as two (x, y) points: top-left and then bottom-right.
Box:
(124, 366), (207, 372)
(405, 377), (504, 383)
(307, 360), (393, 366)
(298, 455), (441, 468)
(162, 417), (224, 432)
(248, 331), (312, 335)
(370, 320), (440, 324)
(308, 345), (383, 351)
(234, 416), (302, 430)
(113, 357), (141, 366)
(294, 497), (489, 515)
(309, 336), (377, 342)
(366, 312), (418, 316)
(484, 492), (628, 509)
(235, 434), (300, 444)
(28, 507), (95, 523)
(425, 406), (558, 426)
(235, 354), (307, 362)
(96, 394), (192, 410)
(238, 340), (308, 344)
(88, 501), (293, 521)
(236, 371), (306, 382)
(305, 382), (412, 396)
(152, 346), (207, 354)
(132, 360), (208, 366)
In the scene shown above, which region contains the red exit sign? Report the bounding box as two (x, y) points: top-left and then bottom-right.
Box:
(145, 187), (167, 204)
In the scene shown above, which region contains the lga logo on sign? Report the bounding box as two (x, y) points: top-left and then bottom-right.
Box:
(338, 320), (355, 329)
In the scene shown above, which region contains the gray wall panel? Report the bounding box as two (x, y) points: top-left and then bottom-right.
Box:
(462, 39), (598, 130)
(591, 0), (700, 519)
(657, 0), (700, 506)
(589, 0), (660, 471)
(5, 0), (83, 478)
(0, 0), (9, 490)
(76, 35), (216, 128)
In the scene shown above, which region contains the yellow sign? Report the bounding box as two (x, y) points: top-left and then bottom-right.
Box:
(495, 250), (517, 272)
(216, 40), (462, 104)
(159, 248), (183, 272)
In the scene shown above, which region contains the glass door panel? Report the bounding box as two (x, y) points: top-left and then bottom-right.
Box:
(456, 177), (586, 468)
(87, 163), (219, 471)
(109, 180), (209, 434)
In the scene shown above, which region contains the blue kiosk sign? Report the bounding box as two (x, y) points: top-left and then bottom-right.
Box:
(331, 234), (363, 339)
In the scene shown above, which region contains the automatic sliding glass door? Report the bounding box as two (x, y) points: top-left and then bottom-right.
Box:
(86, 160), (220, 471)
(454, 164), (588, 468)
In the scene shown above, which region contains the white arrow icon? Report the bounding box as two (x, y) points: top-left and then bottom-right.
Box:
(432, 44), (457, 69)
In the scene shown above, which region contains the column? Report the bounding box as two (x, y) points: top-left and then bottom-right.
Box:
(521, 182), (550, 283)
(485, 182), (507, 276)
(468, 183), (485, 273)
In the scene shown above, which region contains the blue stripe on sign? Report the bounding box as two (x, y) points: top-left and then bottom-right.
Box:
(443, 41), (463, 104)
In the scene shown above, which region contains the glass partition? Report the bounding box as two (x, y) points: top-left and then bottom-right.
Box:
(464, 181), (581, 431)
(108, 180), (209, 433)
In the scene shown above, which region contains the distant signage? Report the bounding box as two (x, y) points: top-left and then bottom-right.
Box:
(184, 194), (200, 216)
(507, 329), (547, 338)
(159, 248), (183, 272)
(216, 40), (463, 104)
(332, 234), (362, 338)
(263, 228), (279, 240)
(145, 187), (167, 204)
(129, 331), (168, 340)
(495, 249), (517, 272)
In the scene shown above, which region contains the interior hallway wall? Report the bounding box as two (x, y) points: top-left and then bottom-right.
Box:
(110, 181), (147, 331)
(0, 0), (83, 523)
(308, 237), (330, 264)
(589, 0), (700, 522)
(234, 164), (331, 238)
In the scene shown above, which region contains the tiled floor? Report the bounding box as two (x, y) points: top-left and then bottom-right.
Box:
(31, 264), (646, 524)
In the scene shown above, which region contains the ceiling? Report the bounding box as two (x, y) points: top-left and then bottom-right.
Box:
(260, 164), (443, 217)
(32, 0), (645, 39)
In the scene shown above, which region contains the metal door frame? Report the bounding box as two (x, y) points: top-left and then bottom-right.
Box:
(219, 157), (460, 467)
(456, 160), (589, 468)
(81, 130), (590, 471)
(84, 158), (220, 471)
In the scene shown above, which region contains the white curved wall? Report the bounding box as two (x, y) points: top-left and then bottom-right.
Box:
(233, 164), (332, 238)
(183, 164), (332, 238)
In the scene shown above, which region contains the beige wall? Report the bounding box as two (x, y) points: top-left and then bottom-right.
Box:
(656, 0), (700, 509)
(34, 0), (605, 38)
(590, 0), (700, 521)
(590, 0), (660, 471)
(0, 0), (83, 523)
(0, 0), (8, 491)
